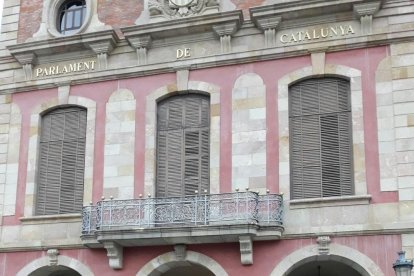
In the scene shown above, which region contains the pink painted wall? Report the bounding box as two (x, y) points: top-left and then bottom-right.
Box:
(1, 45), (395, 226)
(0, 234), (401, 275)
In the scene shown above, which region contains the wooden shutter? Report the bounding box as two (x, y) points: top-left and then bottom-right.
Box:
(289, 78), (353, 199)
(36, 106), (87, 215)
(156, 94), (210, 197)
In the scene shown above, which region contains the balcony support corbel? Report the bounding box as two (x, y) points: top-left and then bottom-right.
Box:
(103, 241), (123, 269)
(239, 235), (253, 265)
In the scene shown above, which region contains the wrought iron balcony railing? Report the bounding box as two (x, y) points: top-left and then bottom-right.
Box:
(82, 191), (283, 235)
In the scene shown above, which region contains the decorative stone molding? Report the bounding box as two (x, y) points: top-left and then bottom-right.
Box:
(317, 236), (331, 255)
(13, 53), (36, 80)
(270, 243), (385, 276)
(136, 250), (228, 276)
(8, 30), (120, 78)
(252, 16), (281, 48)
(239, 235), (253, 265)
(89, 40), (116, 70)
(174, 244), (187, 261)
(126, 35), (153, 65)
(33, 0), (108, 40)
(46, 249), (59, 266)
(213, 22), (240, 53)
(122, 11), (242, 58)
(16, 255), (94, 276)
(353, 1), (381, 34)
(103, 241), (123, 269)
(148, 0), (219, 21)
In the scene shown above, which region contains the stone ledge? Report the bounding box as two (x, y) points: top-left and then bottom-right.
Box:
(7, 29), (120, 65)
(20, 214), (82, 224)
(289, 195), (372, 209)
(82, 224), (283, 248)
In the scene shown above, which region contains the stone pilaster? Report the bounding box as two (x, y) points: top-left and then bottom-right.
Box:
(232, 73), (266, 193)
(104, 89), (136, 199)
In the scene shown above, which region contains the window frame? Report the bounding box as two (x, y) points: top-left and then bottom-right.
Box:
(34, 106), (88, 216)
(46, 0), (92, 37)
(288, 77), (355, 200)
(56, 0), (87, 35)
(155, 93), (210, 197)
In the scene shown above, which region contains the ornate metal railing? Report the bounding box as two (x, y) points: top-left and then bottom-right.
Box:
(82, 192), (283, 235)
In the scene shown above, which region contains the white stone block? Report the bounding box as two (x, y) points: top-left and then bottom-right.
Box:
(104, 166), (118, 177)
(392, 54), (414, 67)
(398, 176), (414, 188)
(393, 90), (414, 103)
(396, 138), (414, 151)
(393, 79), (414, 92)
(105, 144), (121, 155)
(379, 141), (395, 154)
(120, 101), (136, 111)
(232, 155), (252, 167)
(399, 188), (414, 201)
(252, 152), (266, 165)
(395, 115), (408, 127)
(377, 106), (394, 118)
(232, 130), (266, 143)
(249, 108), (266, 120)
(396, 127), (414, 139)
(380, 178), (398, 191)
(378, 129), (395, 142)
(120, 121), (136, 133)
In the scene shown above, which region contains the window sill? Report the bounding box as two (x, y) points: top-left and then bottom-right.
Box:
(289, 195), (372, 209)
(20, 214), (82, 224)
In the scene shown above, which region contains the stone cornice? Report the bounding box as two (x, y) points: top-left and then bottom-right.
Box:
(1, 27), (414, 94)
(250, 0), (383, 27)
(121, 10), (243, 40)
(7, 29), (120, 66)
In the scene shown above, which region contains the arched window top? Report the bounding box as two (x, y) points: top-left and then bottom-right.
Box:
(57, 0), (86, 35)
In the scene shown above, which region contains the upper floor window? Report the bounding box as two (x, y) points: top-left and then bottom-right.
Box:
(156, 94), (210, 197)
(35, 106), (87, 215)
(289, 77), (354, 199)
(57, 0), (86, 35)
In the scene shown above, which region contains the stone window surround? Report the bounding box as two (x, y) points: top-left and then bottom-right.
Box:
(24, 96), (96, 217)
(144, 81), (221, 197)
(278, 64), (368, 207)
(33, 0), (104, 39)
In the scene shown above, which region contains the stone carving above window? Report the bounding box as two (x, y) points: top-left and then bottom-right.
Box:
(149, 0), (219, 20)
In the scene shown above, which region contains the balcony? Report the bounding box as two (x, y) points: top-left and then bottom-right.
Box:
(81, 191), (283, 269)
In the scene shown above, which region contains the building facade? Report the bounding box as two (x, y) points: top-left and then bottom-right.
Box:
(0, 0), (413, 275)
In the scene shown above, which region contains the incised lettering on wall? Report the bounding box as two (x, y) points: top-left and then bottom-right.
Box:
(279, 25), (355, 44)
(35, 60), (97, 78)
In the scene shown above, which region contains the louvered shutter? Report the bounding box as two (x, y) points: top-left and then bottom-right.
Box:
(36, 107), (87, 215)
(156, 94), (210, 197)
(289, 78), (353, 199)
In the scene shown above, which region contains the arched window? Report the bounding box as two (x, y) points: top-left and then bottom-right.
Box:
(156, 94), (210, 197)
(289, 77), (354, 199)
(35, 106), (87, 215)
(57, 0), (86, 35)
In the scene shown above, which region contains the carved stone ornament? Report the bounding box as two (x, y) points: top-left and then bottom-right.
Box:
(316, 236), (331, 255)
(47, 249), (59, 266)
(149, 0), (219, 20)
